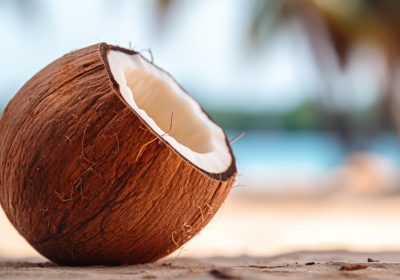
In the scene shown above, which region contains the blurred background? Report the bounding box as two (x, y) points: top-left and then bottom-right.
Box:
(2, 0), (400, 260)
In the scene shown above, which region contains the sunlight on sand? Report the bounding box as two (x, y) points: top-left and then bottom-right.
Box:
(0, 208), (40, 259)
(176, 193), (400, 258)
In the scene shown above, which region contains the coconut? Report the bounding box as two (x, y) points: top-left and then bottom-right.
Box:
(0, 43), (236, 265)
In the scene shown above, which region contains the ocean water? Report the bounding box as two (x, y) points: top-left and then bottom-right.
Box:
(227, 130), (400, 191)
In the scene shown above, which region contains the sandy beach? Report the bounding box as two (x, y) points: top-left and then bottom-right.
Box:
(3, 250), (400, 279)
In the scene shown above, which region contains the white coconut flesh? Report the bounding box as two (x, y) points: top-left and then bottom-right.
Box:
(107, 50), (233, 174)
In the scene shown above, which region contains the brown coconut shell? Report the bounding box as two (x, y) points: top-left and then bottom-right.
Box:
(0, 43), (236, 265)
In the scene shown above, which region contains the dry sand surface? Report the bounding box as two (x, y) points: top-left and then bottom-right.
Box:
(2, 251), (400, 279)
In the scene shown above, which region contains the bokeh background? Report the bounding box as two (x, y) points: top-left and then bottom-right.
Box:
(2, 0), (400, 260)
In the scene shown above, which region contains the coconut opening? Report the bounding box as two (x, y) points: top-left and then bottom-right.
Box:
(124, 68), (213, 153)
(107, 49), (233, 174)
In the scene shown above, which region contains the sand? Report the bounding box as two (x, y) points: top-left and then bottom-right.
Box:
(2, 251), (400, 279)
